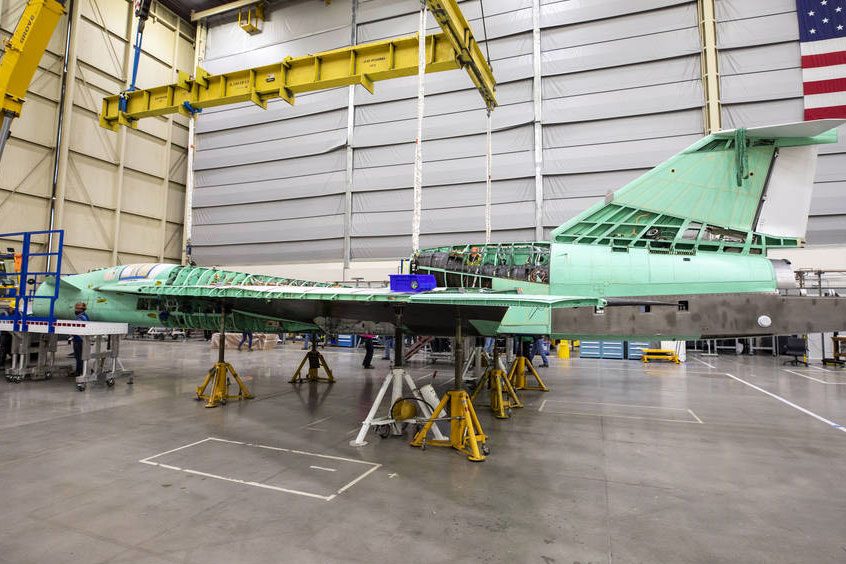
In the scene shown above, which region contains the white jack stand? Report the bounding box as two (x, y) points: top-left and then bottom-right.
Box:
(350, 307), (447, 447)
(461, 344), (491, 387)
(349, 366), (447, 446)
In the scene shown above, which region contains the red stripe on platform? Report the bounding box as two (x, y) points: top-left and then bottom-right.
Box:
(805, 105), (846, 120)
(804, 77), (846, 95)
(802, 51), (846, 68)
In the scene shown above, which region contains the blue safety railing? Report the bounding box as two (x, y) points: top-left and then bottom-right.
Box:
(0, 229), (63, 333)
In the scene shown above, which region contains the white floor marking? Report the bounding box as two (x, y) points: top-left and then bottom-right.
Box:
(540, 399), (702, 424)
(784, 369), (846, 385)
(336, 464), (381, 495)
(299, 416), (332, 429)
(807, 364), (831, 372)
(139, 437), (382, 501)
(725, 373), (846, 434)
(687, 409), (704, 424)
(540, 410), (702, 425)
(567, 365), (716, 376)
(545, 399), (690, 411)
(139, 437), (213, 463)
(692, 357), (717, 369)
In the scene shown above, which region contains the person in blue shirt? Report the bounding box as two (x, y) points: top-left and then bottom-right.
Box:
(72, 302), (89, 377)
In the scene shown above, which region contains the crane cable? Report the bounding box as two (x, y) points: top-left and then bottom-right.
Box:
(480, 0), (492, 70)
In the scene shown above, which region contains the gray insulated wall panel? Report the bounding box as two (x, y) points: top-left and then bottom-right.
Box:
(190, 0), (842, 266)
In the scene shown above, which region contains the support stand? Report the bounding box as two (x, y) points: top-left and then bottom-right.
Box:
(471, 348), (522, 419)
(351, 308), (445, 446)
(290, 333), (334, 383)
(196, 309), (252, 408)
(508, 340), (548, 391)
(460, 342), (490, 386)
(410, 310), (489, 462)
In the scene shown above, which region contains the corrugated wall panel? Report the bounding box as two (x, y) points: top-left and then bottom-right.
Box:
(0, 0), (192, 271)
(192, 0), (842, 266)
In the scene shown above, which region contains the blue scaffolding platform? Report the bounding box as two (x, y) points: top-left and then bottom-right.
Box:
(0, 230), (64, 333)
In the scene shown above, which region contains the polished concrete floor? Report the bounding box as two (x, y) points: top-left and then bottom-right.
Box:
(1, 338), (845, 564)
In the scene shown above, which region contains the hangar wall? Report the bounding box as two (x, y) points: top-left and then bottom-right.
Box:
(0, 0), (193, 273)
(191, 0), (844, 279)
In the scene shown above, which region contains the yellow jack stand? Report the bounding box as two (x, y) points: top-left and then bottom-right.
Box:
(471, 364), (523, 419)
(196, 361), (253, 408)
(290, 338), (334, 383)
(410, 390), (488, 462)
(508, 355), (548, 391)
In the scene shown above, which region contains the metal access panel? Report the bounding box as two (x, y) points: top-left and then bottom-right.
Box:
(600, 341), (625, 359)
(627, 341), (651, 360)
(579, 340), (624, 359)
(579, 340), (601, 358)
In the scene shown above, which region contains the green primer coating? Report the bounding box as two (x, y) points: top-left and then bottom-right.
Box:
(33, 263), (602, 334)
(548, 243), (777, 297)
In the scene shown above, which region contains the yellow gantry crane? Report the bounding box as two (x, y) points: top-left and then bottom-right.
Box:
(0, 0), (66, 160)
(0, 0), (155, 160)
(99, 0), (496, 130)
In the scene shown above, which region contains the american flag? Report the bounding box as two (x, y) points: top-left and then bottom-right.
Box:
(796, 0), (846, 119)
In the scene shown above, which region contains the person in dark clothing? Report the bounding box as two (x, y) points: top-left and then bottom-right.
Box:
(529, 336), (549, 368)
(238, 331), (253, 351)
(72, 302), (89, 377)
(0, 307), (11, 371)
(361, 335), (375, 369)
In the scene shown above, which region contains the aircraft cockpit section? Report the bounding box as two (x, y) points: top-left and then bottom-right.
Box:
(102, 264), (173, 283)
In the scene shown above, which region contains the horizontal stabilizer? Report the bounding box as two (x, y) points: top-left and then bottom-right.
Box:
(716, 119), (846, 140)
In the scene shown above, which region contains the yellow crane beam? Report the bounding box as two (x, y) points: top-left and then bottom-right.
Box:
(101, 33), (461, 131)
(100, 0), (497, 130)
(426, 0), (496, 112)
(0, 0), (66, 118)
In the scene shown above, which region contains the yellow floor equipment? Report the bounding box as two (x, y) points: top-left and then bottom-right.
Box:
(641, 349), (681, 364)
(290, 336), (334, 383)
(508, 354), (548, 391)
(196, 361), (253, 408)
(471, 355), (522, 419)
(410, 390), (488, 462)
(195, 314), (253, 407)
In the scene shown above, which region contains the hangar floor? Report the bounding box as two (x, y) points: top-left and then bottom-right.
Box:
(1, 339), (845, 564)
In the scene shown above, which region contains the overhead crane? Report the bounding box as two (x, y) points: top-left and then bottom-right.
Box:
(99, 0), (497, 130)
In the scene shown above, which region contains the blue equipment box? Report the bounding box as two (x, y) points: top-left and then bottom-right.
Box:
(389, 274), (436, 293)
(336, 334), (355, 347)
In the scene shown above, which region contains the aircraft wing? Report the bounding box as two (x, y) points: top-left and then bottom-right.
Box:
(126, 283), (604, 336)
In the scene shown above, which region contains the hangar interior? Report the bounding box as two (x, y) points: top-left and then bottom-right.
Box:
(0, 1), (845, 563)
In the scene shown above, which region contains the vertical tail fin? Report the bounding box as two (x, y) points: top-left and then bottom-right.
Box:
(551, 120), (844, 252)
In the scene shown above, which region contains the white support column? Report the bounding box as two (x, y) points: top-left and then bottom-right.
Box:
(342, 0), (357, 278)
(110, 4), (135, 265)
(411, 2), (426, 254)
(182, 21), (206, 265)
(485, 109), (492, 244)
(531, 0), (543, 240)
(50, 0), (81, 258)
(158, 19), (180, 262)
(698, 0), (722, 134)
